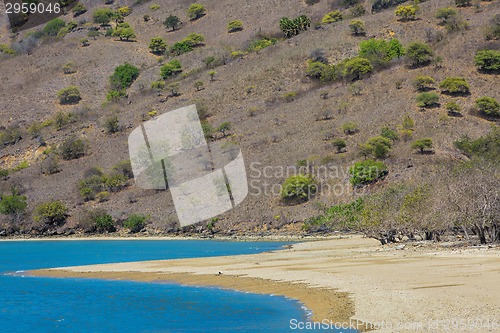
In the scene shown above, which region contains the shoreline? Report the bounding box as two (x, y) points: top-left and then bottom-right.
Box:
(29, 236), (500, 332)
(0, 233), (352, 242)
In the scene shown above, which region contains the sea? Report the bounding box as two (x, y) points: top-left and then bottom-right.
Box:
(0, 240), (356, 333)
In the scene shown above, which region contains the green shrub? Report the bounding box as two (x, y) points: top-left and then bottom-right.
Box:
(342, 122), (359, 135)
(279, 15), (311, 38)
(105, 115), (120, 133)
(84, 209), (115, 233)
(164, 15), (181, 30)
(445, 100), (462, 116)
(332, 138), (347, 153)
(106, 89), (126, 102)
(304, 198), (363, 231)
(0, 126), (22, 146)
(0, 169), (9, 179)
(406, 42), (433, 67)
(475, 96), (500, 118)
(306, 61), (337, 82)
(342, 57), (373, 80)
(0, 193), (27, 216)
(455, 0), (471, 7)
(322, 10), (342, 24)
(57, 86), (81, 105)
(112, 160), (134, 179)
(280, 174), (317, 202)
(435, 8), (456, 24)
(358, 38), (405, 68)
(411, 138), (433, 154)
(149, 37), (167, 55)
(484, 15), (500, 41)
(367, 136), (392, 158)
(416, 92), (439, 108)
(380, 126), (399, 140)
(349, 20), (366, 36)
(160, 60), (182, 79)
(43, 18), (66, 36)
(371, 0), (409, 13)
(412, 76), (435, 91)
(187, 3), (206, 20)
(349, 4), (366, 17)
(123, 214), (147, 233)
(185, 33), (205, 46)
(170, 41), (193, 55)
(454, 127), (500, 161)
(227, 20), (243, 32)
(474, 50), (500, 72)
(349, 160), (388, 186)
(72, 3), (87, 17)
(395, 5), (418, 21)
(93, 8), (114, 25)
(110, 63), (139, 90)
(59, 136), (87, 160)
(439, 77), (470, 95)
(34, 201), (68, 226)
(96, 191), (110, 202)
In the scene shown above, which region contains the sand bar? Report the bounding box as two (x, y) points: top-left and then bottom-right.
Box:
(30, 236), (500, 332)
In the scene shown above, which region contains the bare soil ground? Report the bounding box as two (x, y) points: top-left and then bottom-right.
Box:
(0, 0), (499, 235)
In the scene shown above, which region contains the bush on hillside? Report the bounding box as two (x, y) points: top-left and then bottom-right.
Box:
(57, 86), (81, 105)
(349, 160), (388, 186)
(280, 174), (317, 203)
(439, 77), (470, 95)
(33, 201), (68, 226)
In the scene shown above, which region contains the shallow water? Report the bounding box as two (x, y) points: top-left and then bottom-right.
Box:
(0, 240), (354, 332)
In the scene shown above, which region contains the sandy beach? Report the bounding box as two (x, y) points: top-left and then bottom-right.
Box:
(31, 236), (500, 332)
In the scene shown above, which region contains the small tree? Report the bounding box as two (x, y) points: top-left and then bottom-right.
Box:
(475, 96), (500, 118)
(149, 37), (167, 55)
(332, 138), (347, 153)
(406, 42), (434, 67)
(164, 15), (181, 31)
(227, 20), (243, 32)
(57, 86), (81, 105)
(114, 26), (136, 41)
(280, 174), (317, 202)
(416, 92), (439, 108)
(411, 138), (433, 154)
(117, 6), (131, 17)
(208, 70), (216, 81)
(474, 50), (500, 72)
(395, 5), (418, 21)
(342, 57), (373, 80)
(322, 10), (343, 24)
(34, 201), (68, 226)
(187, 3), (206, 20)
(412, 76), (435, 91)
(439, 77), (470, 95)
(349, 19), (366, 36)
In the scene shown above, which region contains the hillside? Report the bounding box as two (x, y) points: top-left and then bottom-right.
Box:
(0, 0), (499, 240)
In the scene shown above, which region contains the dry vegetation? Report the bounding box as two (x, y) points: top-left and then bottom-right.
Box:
(0, 0), (499, 243)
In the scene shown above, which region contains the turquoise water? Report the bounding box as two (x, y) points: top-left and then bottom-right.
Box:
(0, 240), (354, 332)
